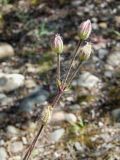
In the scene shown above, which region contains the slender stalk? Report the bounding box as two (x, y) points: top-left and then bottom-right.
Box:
(51, 91), (63, 107)
(23, 40), (83, 160)
(23, 124), (44, 160)
(57, 53), (61, 81)
(66, 61), (83, 88)
(62, 40), (81, 86)
(23, 90), (63, 160)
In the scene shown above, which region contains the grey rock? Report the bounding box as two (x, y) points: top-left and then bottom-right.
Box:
(107, 51), (120, 67)
(10, 141), (23, 153)
(68, 104), (80, 110)
(6, 125), (19, 136)
(0, 43), (14, 59)
(74, 142), (84, 152)
(65, 113), (77, 123)
(0, 140), (5, 146)
(0, 147), (8, 160)
(0, 113), (7, 125)
(0, 73), (24, 92)
(72, 72), (101, 89)
(111, 109), (120, 122)
(104, 71), (113, 78)
(50, 128), (65, 142)
(98, 48), (108, 59)
(0, 93), (7, 101)
(18, 86), (49, 113)
(52, 112), (77, 123)
(25, 79), (36, 89)
(0, 96), (13, 106)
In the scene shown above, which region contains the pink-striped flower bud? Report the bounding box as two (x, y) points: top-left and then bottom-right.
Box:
(79, 42), (92, 61)
(52, 34), (63, 54)
(78, 19), (92, 40)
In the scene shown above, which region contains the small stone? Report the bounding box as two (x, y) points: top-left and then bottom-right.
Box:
(9, 156), (21, 160)
(98, 48), (108, 59)
(50, 128), (65, 142)
(65, 113), (77, 123)
(22, 137), (27, 145)
(6, 125), (19, 136)
(18, 86), (49, 113)
(107, 51), (120, 67)
(104, 71), (113, 78)
(99, 22), (107, 29)
(0, 140), (5, 146)
(25, 79), (36, 89)
(10, 141), (23, 154)
(0, 147), (8, 160)
(111, 109), (120, 122)
(0, 93), (7, 101)
(27, 122), (37, 133)
(0, 113), (7, 125)
(0, 43), (14, 59)
(69, 104), (80, 110)
(52, 111), (66, 122)
(98, 122), (104, 127)
(0, 73), (24, 92)
(74, 142), (84, 152)
(72, 72), (101, 89)
(115, 16), (120, 26)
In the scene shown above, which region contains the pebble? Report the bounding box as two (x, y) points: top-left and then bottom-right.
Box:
(9, 141), (23, 154)
(74, 142), (84, 152)
(6, 125), (19, 136)
(0, 147), (8, 160)
(72, 71), (101, 89)
(111, 109), (120, 122)
(0, 113), (7, 125)
(25, 79), (37, 89)
(50, 128), (65, 142)
(0, 43), (14, 59)
(52, 111), (66, 122)
(22, 137), (27, 145)
(65, 113), (77, 123)
(107, 51), (120, 68)
(0, 93), (7, 102)
(0, 73), (24, 92)
(104, 71), (113, 78)
(18, 86), (49, 113)
(99, 22), (107, 29)
(98, 48), (108, 59)
(52, 111), (77, 123)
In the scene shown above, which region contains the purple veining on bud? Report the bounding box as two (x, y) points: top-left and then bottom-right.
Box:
(79, 19), (92, 40)
(52, 34), (63, 54)
(79, 42), (92, 61)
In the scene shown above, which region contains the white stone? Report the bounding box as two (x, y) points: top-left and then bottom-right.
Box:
(0, 43), (14, 59)
(107, 51), (120, 67)
(0, 147), (8, 160)
(50, 128), (65, 142)
(72, 71), (101, 89)
(65, 113), (77, 123)
(10, 141), (23, 153)
(0, 73), (24, 92)
(6, 125), (19, 135)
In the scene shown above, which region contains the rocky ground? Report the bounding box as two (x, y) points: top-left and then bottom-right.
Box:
(0, 0), (120, 160)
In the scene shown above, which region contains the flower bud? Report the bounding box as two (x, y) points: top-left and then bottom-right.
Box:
(52, 34), (63, 54)
(79, 42), (92, 61)
(78, 19), (92, 40)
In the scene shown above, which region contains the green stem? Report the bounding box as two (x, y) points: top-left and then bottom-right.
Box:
(57, 53), (61, 81)
(62, 40), (81, 87)
(66, 61), (83, 88)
